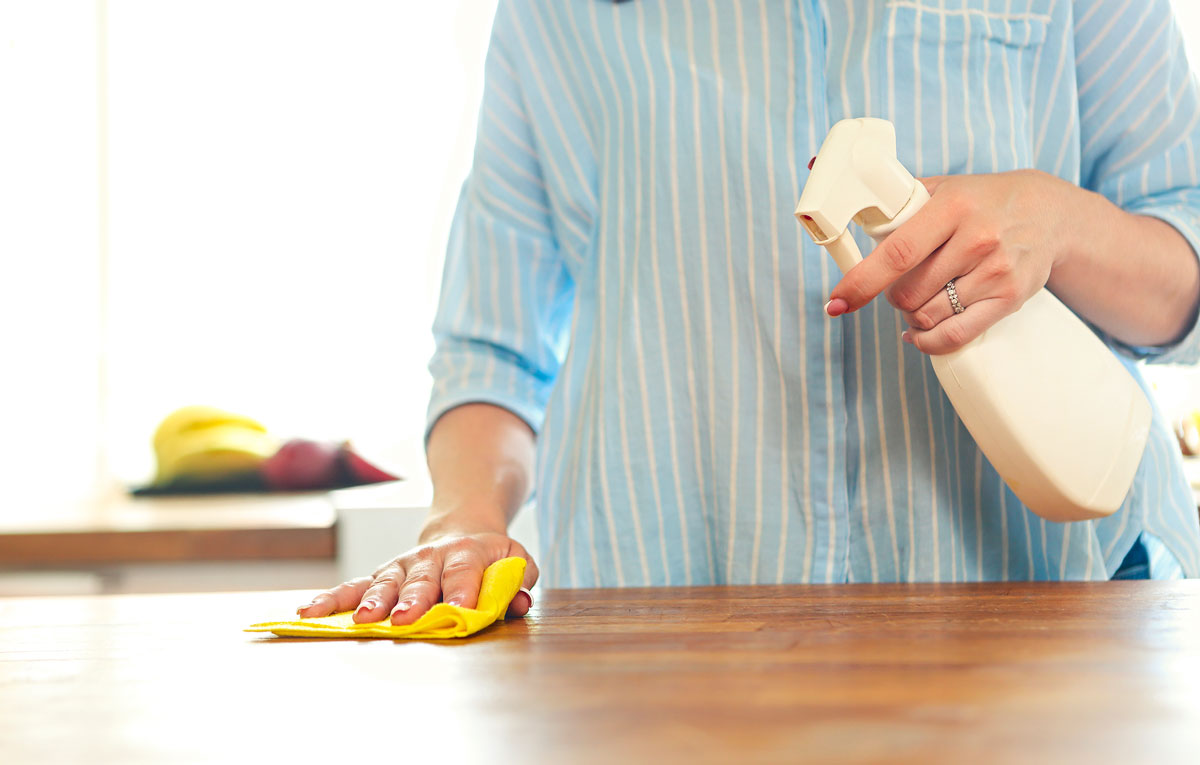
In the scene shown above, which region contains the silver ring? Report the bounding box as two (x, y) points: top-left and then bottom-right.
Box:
(946, 279), (965, 315)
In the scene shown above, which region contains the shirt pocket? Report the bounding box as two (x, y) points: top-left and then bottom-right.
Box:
(882, 0), (1053, 176)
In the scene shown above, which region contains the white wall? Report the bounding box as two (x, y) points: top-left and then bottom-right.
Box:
(1, 1), (498, 508)
(1174, 0), (1200, 65)
(102, 0), (498, 483)
(0, 1), (103, 511)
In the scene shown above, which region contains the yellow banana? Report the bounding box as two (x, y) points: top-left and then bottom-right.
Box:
(152, 406), (277, 486)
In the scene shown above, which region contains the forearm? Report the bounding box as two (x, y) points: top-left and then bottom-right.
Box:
(420, 403), (536, 542)
(1049, 186), (1200, 347)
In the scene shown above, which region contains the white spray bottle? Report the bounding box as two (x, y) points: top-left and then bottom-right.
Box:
(795, 118), (1151, 522)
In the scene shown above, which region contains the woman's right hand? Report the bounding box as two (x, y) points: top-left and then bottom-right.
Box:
(296, 532), (538, 625)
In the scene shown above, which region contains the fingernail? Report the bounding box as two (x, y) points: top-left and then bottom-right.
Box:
(356, 599), (378, 614)
(296, 601), (316, 614)
(902, 331), (913, 345)
(825, 298), (848, 317)
(394, 601), (412, 613)
(446, 598), (463, 608)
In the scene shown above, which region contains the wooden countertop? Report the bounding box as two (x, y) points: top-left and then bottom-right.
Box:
(0, 478), (433, 568)
(4, 581), (1200, 763)
(0, 490), (337, 566)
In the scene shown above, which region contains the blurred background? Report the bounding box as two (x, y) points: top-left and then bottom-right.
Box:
(1, 0), (1199, 596)
(0, 0), (501, 596)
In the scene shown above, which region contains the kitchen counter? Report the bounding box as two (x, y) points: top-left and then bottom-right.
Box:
(4, 582), (1199, 763)
(0, 490), (336, 566)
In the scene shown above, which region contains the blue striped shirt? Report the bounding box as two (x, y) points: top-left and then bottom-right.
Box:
(428, 0), (1200, 586)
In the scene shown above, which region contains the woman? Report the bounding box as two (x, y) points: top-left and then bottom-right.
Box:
(302, 0), (1200, 624)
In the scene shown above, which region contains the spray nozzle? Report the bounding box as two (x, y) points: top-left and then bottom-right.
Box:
(795, 118), (925, 274)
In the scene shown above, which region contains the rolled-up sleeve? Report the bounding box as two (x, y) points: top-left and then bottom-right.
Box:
(1075, 0), (1200, 365)
(426, 12), (574, 436)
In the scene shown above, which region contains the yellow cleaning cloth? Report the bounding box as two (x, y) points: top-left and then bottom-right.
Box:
(246, 557), (526, 639)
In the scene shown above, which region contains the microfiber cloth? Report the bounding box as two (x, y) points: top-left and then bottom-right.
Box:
(246, 557), (526, 639)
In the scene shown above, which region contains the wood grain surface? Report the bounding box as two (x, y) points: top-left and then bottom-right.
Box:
(0, 493), (335, 566)
(3, 582), (1199, 763)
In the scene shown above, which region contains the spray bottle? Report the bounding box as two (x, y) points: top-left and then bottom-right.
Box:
(795, 118), (1151, 522)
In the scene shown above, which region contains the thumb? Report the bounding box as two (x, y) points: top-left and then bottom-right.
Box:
(500, 537), (539, 590)
(506, 540), (538, 617)
(520, 557), (539, 591)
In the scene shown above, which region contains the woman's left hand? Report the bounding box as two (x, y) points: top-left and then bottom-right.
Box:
(825, 169), (1083, 355)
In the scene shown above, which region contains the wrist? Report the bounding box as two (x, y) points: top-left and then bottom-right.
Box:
(419, 503), (508, 544)
(1051, 181), (1112, 276)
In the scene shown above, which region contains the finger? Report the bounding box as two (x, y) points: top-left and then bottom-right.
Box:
(886, 252), (962, 318)
(901, 270), (988, 331)
(887, 225), (1001, 317)
(830, 192), (961, 312)
(352, 565), (405, 624)
(522, 559), (539, 591)
(886, 239), (972, 318)
(439, 544), (488, 610)
(390, 555), (444, 625)
(903, 297), (1013, 355)
(506, 588), (534, 618)
(496, 539), (540, 618)
(504, 538), (540, 591)
(297, 576), (373, 617)
(504, 540), (540, 617)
